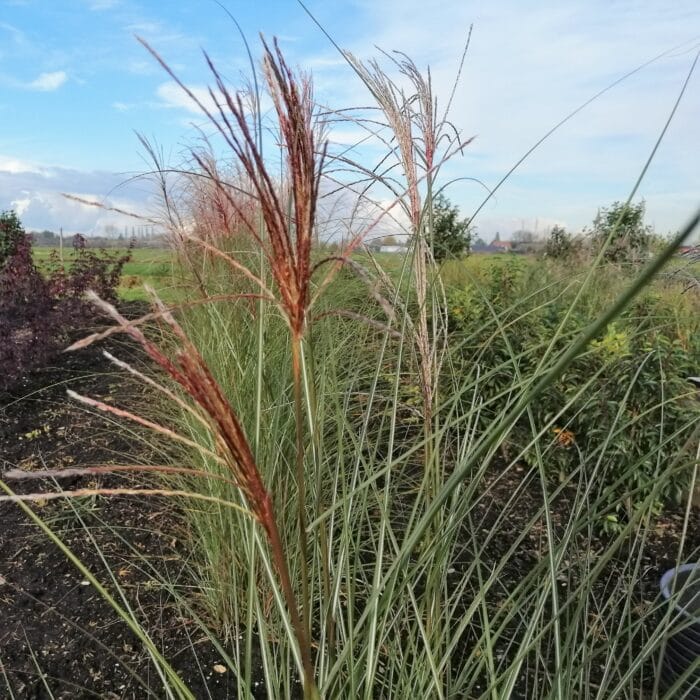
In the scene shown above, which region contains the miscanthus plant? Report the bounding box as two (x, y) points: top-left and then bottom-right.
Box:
(2, 31), (700, 700)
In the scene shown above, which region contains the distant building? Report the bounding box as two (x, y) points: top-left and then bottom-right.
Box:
(471, 237), (512, 254)
(490, 239), (513, 252)
(472, 236), (545, 255)
(678, 245), (700, 259)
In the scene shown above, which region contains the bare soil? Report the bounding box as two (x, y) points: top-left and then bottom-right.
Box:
(0, 322), (240, 699)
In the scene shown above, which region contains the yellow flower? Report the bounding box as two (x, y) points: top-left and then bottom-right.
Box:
(553, 427), (576, 448)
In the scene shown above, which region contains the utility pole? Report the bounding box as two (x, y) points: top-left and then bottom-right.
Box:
(59, 226), (63, 263)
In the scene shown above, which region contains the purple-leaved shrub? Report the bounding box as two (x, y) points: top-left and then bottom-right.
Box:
(0, 211), (132, 390)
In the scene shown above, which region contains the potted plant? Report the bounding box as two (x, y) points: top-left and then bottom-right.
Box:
(659, 563), (700, 697)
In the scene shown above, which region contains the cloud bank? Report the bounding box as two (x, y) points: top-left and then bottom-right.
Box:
(0, 158), (156, 234)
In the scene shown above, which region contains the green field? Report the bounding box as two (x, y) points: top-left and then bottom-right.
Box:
(32, 246), (180, 302)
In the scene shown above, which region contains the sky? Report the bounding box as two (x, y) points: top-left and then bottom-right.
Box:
(0, 0), (698, 239)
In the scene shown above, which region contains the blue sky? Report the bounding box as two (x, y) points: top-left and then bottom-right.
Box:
(0, 0), (698, 238)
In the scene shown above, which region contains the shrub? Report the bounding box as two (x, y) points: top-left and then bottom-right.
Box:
(590, 200), (653, 264)
(544, 224), (575, 259)
(542, 310), (698, 523)
(446, 260), (700, 524)
(0, 210), (26, 266)
(47, 234), (133, 306)
(0, 213), (132, 389)
(0, 217), (59, 387)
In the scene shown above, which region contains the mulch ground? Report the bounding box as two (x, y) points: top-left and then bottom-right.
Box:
(0, 311), (698, 699)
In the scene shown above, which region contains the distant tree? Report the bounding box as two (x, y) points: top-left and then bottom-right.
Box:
(647, 232), (669, 256)
(429, 193), (472, 261)
(0, 211), (27, 267)
(381, 234), (399, 246)
(545, 225), (574, 259)
(591, 201), (653, 263)
(512, 229), (535, 244)
(32, 230), (57, 246)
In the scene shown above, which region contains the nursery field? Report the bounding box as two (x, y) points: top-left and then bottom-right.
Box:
(2, 25), (700, 700)
(2, 233), (700, 697)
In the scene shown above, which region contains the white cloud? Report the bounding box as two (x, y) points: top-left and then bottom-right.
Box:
(11, 194), (31, 216)
(88, 0), (119, 9)
(126, 59), (159, 76)
(328, 126), (383, 148)
(156, 81), (219, 115)
(0, 21), (27, 45)
(27, 71), (67, 91)
(126, 21), (168, 35)
(125, 21), (187, 48)
(0, 155), (46, 175)
(305, 54), (347, 70)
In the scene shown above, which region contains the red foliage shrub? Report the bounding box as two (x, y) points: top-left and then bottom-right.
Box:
(0, 211), (132, 389)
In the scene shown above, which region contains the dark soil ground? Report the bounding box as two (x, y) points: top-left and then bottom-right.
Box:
(0, 323), (240, 699)
(1, 312), (698, 699)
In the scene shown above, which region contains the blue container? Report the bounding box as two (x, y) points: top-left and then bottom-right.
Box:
(660, 564), (700, 698)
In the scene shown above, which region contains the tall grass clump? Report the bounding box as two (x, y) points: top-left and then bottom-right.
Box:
(5, 29), (700, 700)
